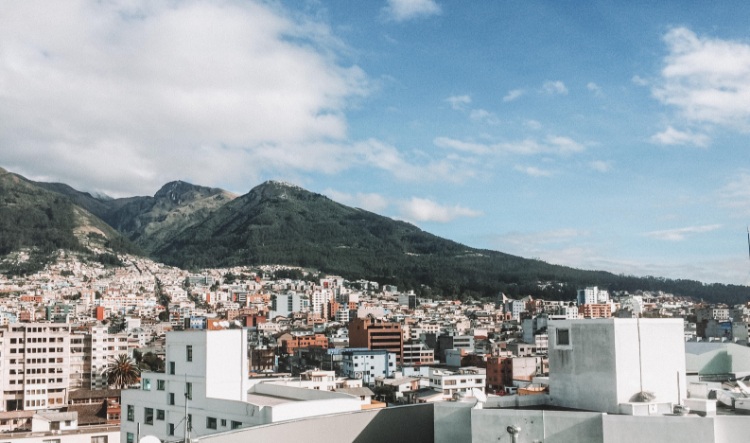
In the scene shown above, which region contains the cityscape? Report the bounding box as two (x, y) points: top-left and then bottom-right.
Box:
(3, 1), (750, 442)
(1, 252), (750, 442)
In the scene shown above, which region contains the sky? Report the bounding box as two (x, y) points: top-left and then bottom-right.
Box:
(2, 0), (750, 285)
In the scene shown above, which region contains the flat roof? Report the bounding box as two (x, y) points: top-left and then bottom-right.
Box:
(246, 393), (301, 407)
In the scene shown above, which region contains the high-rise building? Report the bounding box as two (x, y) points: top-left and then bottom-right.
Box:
(0, 323), (72, 411)
(348, 317), (404, 364)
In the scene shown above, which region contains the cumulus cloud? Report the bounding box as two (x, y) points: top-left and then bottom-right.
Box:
(644, 224), (722, 241)
(468, 109), (500, 125)
(0, 1), (376, 196)
(398, 197), (482, 223)
(653, 27), (750, 130)
(587, 82), (603, 96)
(384, 0), (441, 22)
(446, 94), (471, 110)
(589, 160), (612, 172)
(650, 126), (710, 147)
(632, 75), (649, 86)
(503, 89), (525, 102)
(513, 165), (554, 177)
(542, 80), (568, 95)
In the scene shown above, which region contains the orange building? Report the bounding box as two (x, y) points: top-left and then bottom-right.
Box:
(348, 317), (404, 364)
(578, 304), (612, 319)
(282, 333), (329, 354)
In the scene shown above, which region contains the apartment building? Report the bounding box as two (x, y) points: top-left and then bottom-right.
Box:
(348, 317), (404, 364)
(0, 323), (72, 412)
(427, 367), (486, 400)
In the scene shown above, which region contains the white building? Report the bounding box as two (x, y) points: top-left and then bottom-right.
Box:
(577, 286), (609, 305)
(270, 292), (307, 318)
(121, 328), (361, 443)
(341, 349), (396, 386)
(427, 367), (486, 400)
(548, 318), (686, 414)
(0, 323), (72, 411)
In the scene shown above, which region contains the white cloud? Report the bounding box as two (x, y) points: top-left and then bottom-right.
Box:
(653, 27), (750, 130)
(644, 224), (722, 241)
(398, 197), (482, 223)
(514, 165), (554, 177)
(446, 94), (471, 110)
(503, 89), (525, 102)
(542, 80), (568, 95)
(469, 109), (500, 125)
(0, 1), (372, 196)
(323, 189), (389, 212)
(384, 0), (441, 22)
(589, 160), (612, 172)
(650, 126), (710, 147)
(717, 171), (750, 216)
(587, 82), (603, 96)
(632, 75), (649, 86)
(434, 135), (585, 157)
(524, 120), (542, 130)
(433, 137), (491, 155)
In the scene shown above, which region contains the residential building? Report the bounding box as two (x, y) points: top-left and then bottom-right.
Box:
(348, 317), (404, 364)
(341, 349), (396, 386)
(0, 323), (72, 411)
(427, 367), (486, 400)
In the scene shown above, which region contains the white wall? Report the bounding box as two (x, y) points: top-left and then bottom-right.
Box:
(549, 319), (686, 414)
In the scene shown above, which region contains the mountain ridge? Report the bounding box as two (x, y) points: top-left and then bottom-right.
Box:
(1, 167), (749, 304)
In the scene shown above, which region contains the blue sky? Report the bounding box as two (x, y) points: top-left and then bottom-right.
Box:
(2, 0), (750, 284)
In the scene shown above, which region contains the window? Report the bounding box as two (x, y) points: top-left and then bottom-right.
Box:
(157, 379), (165, 390)
(142, 378), (151, 390)
(186, 345), (193, 362)
(144, 407), (154, 425)
(169, 393), (175, 405)
(126, 433), (134, 443)
(127, 405), (134, 421)
(188, 414), (192, 431)
(168, 423), (175, 436)
(169, 361), (175, 375)
(157, 409), (165, 420)
(91, 436), (108, 443)
(221, 419), (227, 427)
(185, 382), (192, 400)
(557, 329), (570, 346)
(206, 417), (217, 429)
(231, 421), (242, 430)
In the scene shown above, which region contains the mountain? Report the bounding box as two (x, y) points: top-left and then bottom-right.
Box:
(2, 167), (750, 304)
(100, 180), (236, 252)
(143, 181), (608, 298)
(0, 168), (137, 275)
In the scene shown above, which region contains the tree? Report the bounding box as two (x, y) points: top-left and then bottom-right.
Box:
(104, 354), (140, 389)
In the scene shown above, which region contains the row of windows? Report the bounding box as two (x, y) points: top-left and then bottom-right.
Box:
(9, 347), (65, 353)
(9, 378), (64, 384)
(128, 405), (241, 433)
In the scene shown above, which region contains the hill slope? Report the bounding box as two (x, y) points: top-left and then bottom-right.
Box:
(0, 168), (137, 274)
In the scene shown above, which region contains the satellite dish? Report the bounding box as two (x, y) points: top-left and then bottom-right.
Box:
(140, 436), (161, 443)
(472, 388), (487, 403)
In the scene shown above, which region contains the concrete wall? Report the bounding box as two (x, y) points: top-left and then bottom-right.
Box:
(434, 402), (474, 443)
(549, 319), (685, 414)
(602, 415), (714, 443)
(199, 404), (434, 443)
(471, 409), (603, 443)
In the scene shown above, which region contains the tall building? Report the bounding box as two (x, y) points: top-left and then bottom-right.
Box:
(577, 286), (609, 305)
(348, 317), (404, 364)
(270, 292), (307, 318)
(121, 328), (361, 443)
(0, 323), (72, 411)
